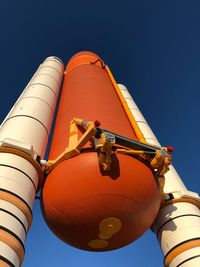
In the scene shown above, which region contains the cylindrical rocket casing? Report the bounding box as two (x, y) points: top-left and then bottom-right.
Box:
(118, 84), (200, 267)
(41, 51), (161, 252)
(0, 56), (64, 266)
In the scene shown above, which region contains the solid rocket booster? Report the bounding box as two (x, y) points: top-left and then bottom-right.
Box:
(41, 51), (161, 251)
(0, 57), (64, 266)
(118, 84), (200, 267)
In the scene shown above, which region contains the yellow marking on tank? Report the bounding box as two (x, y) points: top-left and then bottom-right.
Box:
(88, 217), (122, 249)
(88, 239), (109, 249)
(98, 217), (122, 240)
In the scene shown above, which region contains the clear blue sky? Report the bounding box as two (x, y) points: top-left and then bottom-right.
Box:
(0, 1), (200, 266)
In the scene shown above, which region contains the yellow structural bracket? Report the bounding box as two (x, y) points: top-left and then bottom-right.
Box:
(150, 148), (172, 195)
(46, 118), (117, 173)
(150, 149), (172, 176)
(46, 118), (97, 173)
(96, 132), (115, 171)
(117, 147), (172, 173)
(117, 147), (172, 195)
(117, 148), (153, 157)
(46, 117), (173, 185)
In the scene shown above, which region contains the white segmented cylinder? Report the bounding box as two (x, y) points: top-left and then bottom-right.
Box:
(0, 117), (48, 157)
(30, 74), (59, 98)
(7, 97), (53, 131)
(0, 56), (64, 266)
(118, 84), (200, 267)
(170, 247), (200, 267)
(118, 84), (160, 146)
(0, 210), (26, 242)
(153, 202), (200, 230)
(0, 57), (62, 128)
(22, 84), (57, 113)
(0, 200), (28, 232)
(0, 169), (36, 209)
(0, 241), (20, 267)
(164, 165), (187, 193)
(0, 56), (64, 157)
(0, 153), (39, 190)
(42, 57), (64, 76)
(154, 203), (200, 254)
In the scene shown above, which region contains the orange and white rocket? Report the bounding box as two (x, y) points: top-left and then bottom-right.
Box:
(118, 84), (200, 267)
(0, 57), (64, 266)
(0, 51), (200, 267)
(41, 51), (161, 251)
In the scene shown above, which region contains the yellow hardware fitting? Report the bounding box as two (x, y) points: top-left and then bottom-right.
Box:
(68, 120), (79, 147)
(72, 118), (84, 126)
(96, 132), (115, 171)
(98, 143), (113, 171)
(150, 150), (165, 168)
(73, 118), (92, 130)
(46, 148), (80, 173)
(117, 148), (147, 157)
(150, 149), (172, 173)
(150, 148), (172, 195)
(117, 147), (172, 195)
(76, 122), (96, 151)
(46, 119), (97, 173)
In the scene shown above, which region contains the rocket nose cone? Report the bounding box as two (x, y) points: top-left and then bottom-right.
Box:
(65, 51), (105, 74)
(69, 51), (101, 61)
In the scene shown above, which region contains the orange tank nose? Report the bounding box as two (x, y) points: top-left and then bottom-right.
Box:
(41, 51), (161, 251)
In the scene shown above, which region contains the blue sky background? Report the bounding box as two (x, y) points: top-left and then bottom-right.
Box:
(0, 1), (200, 266)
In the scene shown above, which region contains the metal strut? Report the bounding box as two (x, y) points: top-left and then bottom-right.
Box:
(46, 118), (173, 187)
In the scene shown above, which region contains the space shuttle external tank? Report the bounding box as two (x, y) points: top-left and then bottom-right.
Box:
(41, 52), (161, 251)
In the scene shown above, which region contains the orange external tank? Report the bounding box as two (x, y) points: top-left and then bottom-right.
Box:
(41, 51), (161, 251)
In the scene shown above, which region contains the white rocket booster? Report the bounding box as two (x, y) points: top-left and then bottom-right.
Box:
(118, 84), (200, 267)
(0, 57), (64, 266)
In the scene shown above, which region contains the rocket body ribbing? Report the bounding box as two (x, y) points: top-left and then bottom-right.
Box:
(118, 84), (200, 267)
(0, 57), (64, 266)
